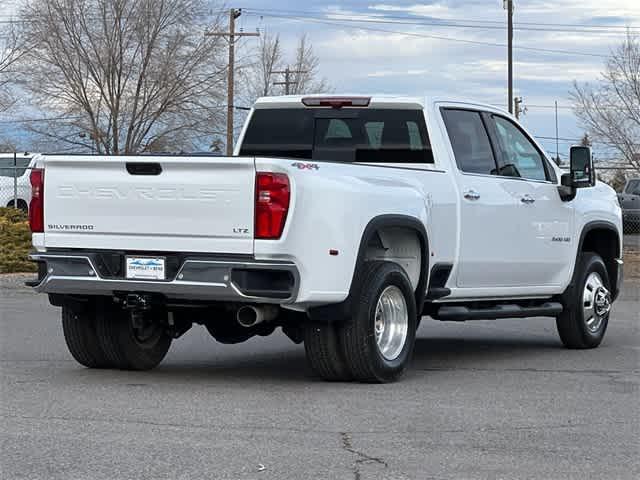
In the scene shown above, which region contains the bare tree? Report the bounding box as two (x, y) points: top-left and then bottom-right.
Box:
(16, 0), (228, 154)
(0, 20), (28, 112)
(241, 33), (330, 104)
(571, 31), (640, 173)
(243, 31), (283, 99)
(287, 35), (330, 95)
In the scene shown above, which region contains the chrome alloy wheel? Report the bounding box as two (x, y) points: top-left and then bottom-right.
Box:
(583, 272), (611, 333)
(374, 286), (409, 361)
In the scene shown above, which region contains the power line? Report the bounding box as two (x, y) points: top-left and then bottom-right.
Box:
(243, 12), (607, 58)
(241, 8), (640, 29)
(243, 8), (639, 35)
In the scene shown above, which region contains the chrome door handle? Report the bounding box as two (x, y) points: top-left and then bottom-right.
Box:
(463, 190), (481, 201)
(521, 195), (536, 204)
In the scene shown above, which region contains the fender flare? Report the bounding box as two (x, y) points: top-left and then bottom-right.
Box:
(563, 220), (622, 301)
(308, 214), (430, 323)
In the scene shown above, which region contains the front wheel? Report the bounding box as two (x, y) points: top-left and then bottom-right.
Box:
(339, 261), (418, 383)
(556, 252), (612, 349)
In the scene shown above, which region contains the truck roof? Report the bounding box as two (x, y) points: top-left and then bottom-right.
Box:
(253, 94), (509, 115)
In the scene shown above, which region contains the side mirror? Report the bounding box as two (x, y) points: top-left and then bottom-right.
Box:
(558, 146), (595, 201)
(568, 146), (596, 188)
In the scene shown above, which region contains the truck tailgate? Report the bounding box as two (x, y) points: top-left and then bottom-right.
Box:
(42, 155), (256, 254)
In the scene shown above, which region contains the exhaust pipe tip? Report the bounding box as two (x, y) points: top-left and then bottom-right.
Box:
(236, 305), (279, 328)
(237, 306), (259, 328)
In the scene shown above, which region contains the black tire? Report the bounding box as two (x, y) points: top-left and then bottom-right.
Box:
(6, 200), (28, 214)
(95, 304), (171, 371)
(61, 304), (111, 368)
(339, 261), (418, 383)
(304, 321), (352, 381)
(556, 252), (611, 349)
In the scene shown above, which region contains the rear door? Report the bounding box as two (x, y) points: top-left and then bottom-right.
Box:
(43, 155), (256, 254)
(440, 108), (526, 288)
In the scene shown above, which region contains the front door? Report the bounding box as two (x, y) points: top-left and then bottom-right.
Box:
(485, 113), (574, 287)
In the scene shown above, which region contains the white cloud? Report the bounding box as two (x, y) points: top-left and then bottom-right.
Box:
(519, 0), (640, 21)
(465, 60), (602, 83)
(370, 3), (456, 19)
(317, 30), (446, 61)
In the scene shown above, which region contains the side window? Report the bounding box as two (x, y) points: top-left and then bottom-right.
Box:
(441, 109), (497, 175)
(626, 179), (640, 194)
(0, 158), (31, 178)
(491, 115), (549, 182)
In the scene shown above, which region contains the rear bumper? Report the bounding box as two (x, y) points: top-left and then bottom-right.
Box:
(28, 251), (300, 304)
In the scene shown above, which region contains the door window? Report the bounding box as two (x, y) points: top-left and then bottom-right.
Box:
(491, 115), (549, 182)
(441, 109), (497, 175)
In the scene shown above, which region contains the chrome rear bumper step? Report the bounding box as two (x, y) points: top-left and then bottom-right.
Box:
(28, 253), (299, 304)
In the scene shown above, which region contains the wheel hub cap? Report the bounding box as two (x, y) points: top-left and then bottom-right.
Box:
(374, 286), (409, 361)
(582, 272), (610, 333)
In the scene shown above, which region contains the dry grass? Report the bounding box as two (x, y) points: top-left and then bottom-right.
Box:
(0, 207), (36, 274)
(624, 243), (640, 280)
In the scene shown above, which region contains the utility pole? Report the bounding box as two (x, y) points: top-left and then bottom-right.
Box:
(271, 66), (308, 95)
(206, 9), (259, 155)
(555, 100), (560, 164)
(514, 96), (525, 120)
(505, 0), (514, 114)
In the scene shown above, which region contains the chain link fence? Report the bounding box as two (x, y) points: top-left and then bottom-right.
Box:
(0, 154), (36, 213)
(622, 209), (640, 235)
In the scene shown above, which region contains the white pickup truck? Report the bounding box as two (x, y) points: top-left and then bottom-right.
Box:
(27, 95), (624, 383)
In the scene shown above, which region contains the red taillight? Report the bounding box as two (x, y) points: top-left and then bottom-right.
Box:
(29, 168), (44, 233)
(255, 172), (290, 240)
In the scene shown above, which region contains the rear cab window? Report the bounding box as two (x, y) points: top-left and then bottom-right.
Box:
(240, 108), (433, 164)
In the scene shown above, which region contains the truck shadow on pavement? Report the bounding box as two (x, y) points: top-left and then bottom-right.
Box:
(411, 335), (562, 372)
(91, 334), (562, 384)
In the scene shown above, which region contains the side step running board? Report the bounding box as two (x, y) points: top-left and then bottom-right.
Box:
(433, 302), (563, 322)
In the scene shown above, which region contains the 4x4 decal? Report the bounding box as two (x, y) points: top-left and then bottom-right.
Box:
(291, 162), (319, 171)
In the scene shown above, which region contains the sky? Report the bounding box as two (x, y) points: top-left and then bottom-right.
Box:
(1, 0), (639, 161)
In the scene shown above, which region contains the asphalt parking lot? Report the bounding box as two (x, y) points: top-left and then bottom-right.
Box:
(1, 275), (638, 480)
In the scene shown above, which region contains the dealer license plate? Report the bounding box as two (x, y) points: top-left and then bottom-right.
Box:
(125, 257), (166, 280)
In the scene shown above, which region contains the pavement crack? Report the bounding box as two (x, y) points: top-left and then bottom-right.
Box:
(340, 432), (388, 480)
